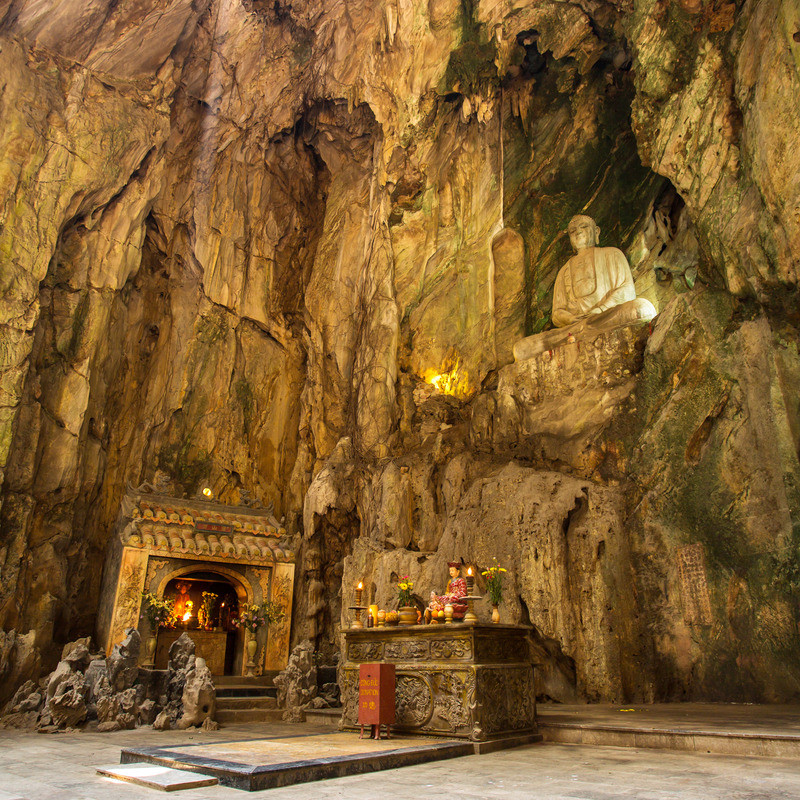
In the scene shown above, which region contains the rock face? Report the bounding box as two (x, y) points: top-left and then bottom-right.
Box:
(0, 0), (798, 704)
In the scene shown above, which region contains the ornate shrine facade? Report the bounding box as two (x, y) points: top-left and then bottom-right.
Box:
(97, 489), (296, 676)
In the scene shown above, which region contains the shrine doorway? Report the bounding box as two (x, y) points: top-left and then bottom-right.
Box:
(153, 566), (250, 676)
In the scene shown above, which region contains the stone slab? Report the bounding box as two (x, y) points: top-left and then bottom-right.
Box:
(537, 703), (800, 757)
(95, 763), (219, 791)
(121, 732), (475, 791)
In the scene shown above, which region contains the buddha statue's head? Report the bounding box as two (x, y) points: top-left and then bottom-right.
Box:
(567, 215), (600, 252)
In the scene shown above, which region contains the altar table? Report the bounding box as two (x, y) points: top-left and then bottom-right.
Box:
(341, 623), (536, 740)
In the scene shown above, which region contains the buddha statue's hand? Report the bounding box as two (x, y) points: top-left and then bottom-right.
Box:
(552, 309), (578, 327)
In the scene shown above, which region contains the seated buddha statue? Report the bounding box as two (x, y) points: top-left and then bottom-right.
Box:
(425, 562), (467, 622)
(513, 215), (656, 361)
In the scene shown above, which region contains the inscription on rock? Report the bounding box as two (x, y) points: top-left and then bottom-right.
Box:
(678, 543), (713, 626)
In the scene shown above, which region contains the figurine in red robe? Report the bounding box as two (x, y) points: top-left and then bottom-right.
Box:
(425, 562), (467, 622)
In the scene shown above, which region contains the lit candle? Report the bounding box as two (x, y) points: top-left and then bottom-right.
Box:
(355, 582), (363, 607)
(466, 567), (474, 595)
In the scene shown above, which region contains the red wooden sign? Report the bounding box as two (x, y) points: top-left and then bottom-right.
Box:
(358, 663), (395, 733)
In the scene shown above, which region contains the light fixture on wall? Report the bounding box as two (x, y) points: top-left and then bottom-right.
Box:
(202, 487), (213, 498)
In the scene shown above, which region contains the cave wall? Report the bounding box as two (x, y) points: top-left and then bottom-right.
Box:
(0, 0), (799, 704)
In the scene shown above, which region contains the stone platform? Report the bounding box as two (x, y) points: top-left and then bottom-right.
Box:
(538, 703), (800, 757)
(120, 732), (475, 791)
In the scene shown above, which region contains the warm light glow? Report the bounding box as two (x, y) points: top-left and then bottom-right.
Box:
(182, 600), (193, 622)
(357, 582), (363, 590)
(424, 356), (468, 397)
(202, 487), (213, 497)
(467, 567), (473, 576)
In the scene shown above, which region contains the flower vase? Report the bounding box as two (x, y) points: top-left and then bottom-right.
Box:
(398, 606), (417, 626)
(491, 604), (500, 624)
(245, 635), (258, 677)
(144, 634), (157, 668)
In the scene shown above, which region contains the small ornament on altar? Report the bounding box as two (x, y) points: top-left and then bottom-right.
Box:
(351, 581), (366, 629)
(464, 566), (479, 624)
(377, 609), (386, 627)
(396, 576), (417, 626)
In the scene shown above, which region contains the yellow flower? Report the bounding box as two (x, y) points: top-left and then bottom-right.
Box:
(499, 568), (507, 572)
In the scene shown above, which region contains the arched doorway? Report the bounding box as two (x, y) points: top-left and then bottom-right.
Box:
(153, 568), (249, 675)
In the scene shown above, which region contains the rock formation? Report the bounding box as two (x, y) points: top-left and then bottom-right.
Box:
(0, 630), (216, 731)
(0, 0), (798, 704)
(274, 640), (317, 722)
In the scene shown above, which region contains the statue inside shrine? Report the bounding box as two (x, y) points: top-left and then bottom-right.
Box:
(425, 562), (467, 622)
(513, 215), (657, 361)
(173, 582), (193, 623)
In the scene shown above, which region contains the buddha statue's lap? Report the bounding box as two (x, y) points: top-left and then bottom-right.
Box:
(513, 215), (656, 361)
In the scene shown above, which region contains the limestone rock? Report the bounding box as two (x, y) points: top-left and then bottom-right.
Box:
(274, 640), (317, 722)
(168, 633), (196, 673)
(44, 673), (87, 730)
(177, 657), (216, 729)
(138, 699), (157, 726)
(153, 710), (171, 731)
(106, 629), (141, 692)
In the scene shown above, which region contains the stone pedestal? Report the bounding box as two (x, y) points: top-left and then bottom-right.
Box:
(341, 624), (536, 741)
(472, 322), (650, 467)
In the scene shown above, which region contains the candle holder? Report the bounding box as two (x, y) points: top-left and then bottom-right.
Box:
(463, 595), (479, 624)
(349, 606), (368, 629)
(464, 567), (479, 623)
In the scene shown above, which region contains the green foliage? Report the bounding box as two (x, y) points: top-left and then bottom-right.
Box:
(234, 600), (286, 634)
(141, 592), (175, 629)
(156, 438), (213, 495)
(772, 543), (800, 599)
(397, 575), (414, 607)
(442, 40), (499, 95)
(236, 378), (255, 428)
(481, 559), (507, 605)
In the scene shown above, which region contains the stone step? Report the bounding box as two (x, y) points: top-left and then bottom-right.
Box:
(96, 763), (218, 791)
(216, 685), (277, 699)
(303, 708), (342, 727)
(215, 707), (284, 724)
(214, 673), (277, 687)
(537, 706), (800, 758)
(216, 696), (277, 710)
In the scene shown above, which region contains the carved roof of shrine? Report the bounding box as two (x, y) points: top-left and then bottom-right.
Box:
(117, 488), (295, 564)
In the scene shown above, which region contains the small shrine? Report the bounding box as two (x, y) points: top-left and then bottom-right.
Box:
(96, 488), (296, 677)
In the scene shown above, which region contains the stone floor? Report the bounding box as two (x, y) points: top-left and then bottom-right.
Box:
(2, 716), (800, 799)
